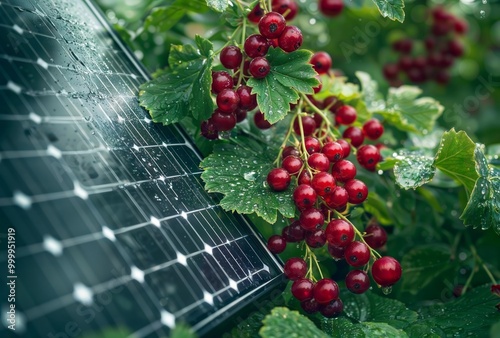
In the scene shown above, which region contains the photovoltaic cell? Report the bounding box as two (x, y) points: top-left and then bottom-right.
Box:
(0, 0), (284, 336)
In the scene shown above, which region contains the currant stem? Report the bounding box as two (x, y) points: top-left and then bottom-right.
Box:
(273, 114), (297, 166)
(333, 210), (382, 260)
(304, 245), (324, 281)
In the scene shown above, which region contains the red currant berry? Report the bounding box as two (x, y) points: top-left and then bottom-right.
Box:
(325, 219), (354, 247)
(249, 56), (271, 79)
(318, 0), (343, 17)
(220, 45), (243, 69)
(371, 256), (402, 286)
(304, 136), (321, 154)
(335, 105), (357, 125)
(272, 0), (299, 21)
(327, 243), (346, 260)
(305, 229), (327, 248)
(313, 78), (323, 93)
(293, 184), (317, 210)
(434, 70), (450, 85)
(438, 53), (454, 68)
(447, 40), (464, 57)
(392, 38), (413, 54)
(345, 270), (370, 294)
(383, 63), (400, 81)
(310, 51), (332, 75)
(299, 208), (324, 231)
(291, 278), (314, 301)
(211, 110), (236, 131)
(336, 139), (351, 158)
(282, 155), (303, 175)
(211, 71), (233, 93)
(237, 85), (257, 110)
(267, 235), (287, 254)
(323, 186), (348, 209)
(258, 12), (286, 39)
(282, 220), (305, 242)
(342, 126), (365, 148)
(217, 89), (240, 113)
(248, 4), (264, 23)
(362, 119), (384, 140)
(357, 144), (381, 171)
(283, 145), (300, 158)
(453, 18), (468, 35)
(244, 34), (270, 58)
(298, 170), (312, 185)
(284, 257), (307, 280)
(235, 108), (247, 122)
(254, 111), (272, 129)
(308, 153), (330, 172)
(364, 223), (387, 249)
(311, 172), (336, 196)
(293, 116), (317, 136)
(331, 159), (356, 182)
(425, 37), (436, 51)
(301, 298), (320, 314)
(398, 55), (413, 72)
(313, 278), (339, 304)
(200, 120), (218, 140)
(344, 179), (368, 204)
(278, 25), (303, 52)
(320, 299), (343, 318)
(322, 141), (343, 162)
(267, 168), (291, 191)
(345, 241), (371, 267)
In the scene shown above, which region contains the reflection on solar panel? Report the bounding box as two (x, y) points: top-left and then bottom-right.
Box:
(0, 0), (283, 336)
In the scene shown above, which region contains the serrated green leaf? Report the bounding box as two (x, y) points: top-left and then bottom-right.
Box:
(206, 0), (229, 12)
(145, 6), (186, 32)
(377, 86), (443, 134)
(200, 138), (296, 223)
(434, 129), (478, 196)
(372, 0), (405, 23)
(400, 245), (458, 294)
(259, 307), (328, 338)
(342, 291), (418, 330)
(416, 285), (499, 337)
(247, 48), (319, 124)
(392, 150), (435, 190)
(460, 147), (500, 234)
(139, 37), (213, 124)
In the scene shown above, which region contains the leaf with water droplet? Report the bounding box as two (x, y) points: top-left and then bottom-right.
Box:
(260, 307), (328, 338)
(460, 146), (500, 234)
(200, 136), (296, 223)
(247, 48), (319, 124)
(376, 85), (443, 134)
(139, 35), (213, 125)
(371, 0), (405, 22)
(391, 149), (435, 190)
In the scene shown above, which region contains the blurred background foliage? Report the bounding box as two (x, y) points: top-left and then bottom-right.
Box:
(96, 0), (500, 146)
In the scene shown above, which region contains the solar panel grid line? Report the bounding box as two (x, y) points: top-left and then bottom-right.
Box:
(0, 0), (284, 336)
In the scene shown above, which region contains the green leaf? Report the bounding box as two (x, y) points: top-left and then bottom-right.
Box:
(392, 150), (435, 190)
(259, 307), (328, 338)
(371, 0), (405, 23)
(460, 147), (500, 234)
(342, 291), (418, 330)
(363, 192), (393, 225)
(200, 137), (296, 223)
(206, 0), (229, 12)
(139, 36), (213, 124)
(400, 245), (458, 294)
(377, 86), (443, 134)
(247, 48), (319, 124)
(434, 129), (478, 196)
(416, 284), (499, 337)
(321, 318), (365, 338)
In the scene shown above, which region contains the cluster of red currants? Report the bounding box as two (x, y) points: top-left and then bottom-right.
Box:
(318, 0), (344, 18)
(383, 6), (468, 86)
(201, 3), (305, 139)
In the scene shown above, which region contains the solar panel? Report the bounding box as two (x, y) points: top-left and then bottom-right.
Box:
(0, 0), (284, 336)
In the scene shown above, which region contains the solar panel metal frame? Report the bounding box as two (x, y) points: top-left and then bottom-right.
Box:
(0, 0), (285, 336)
